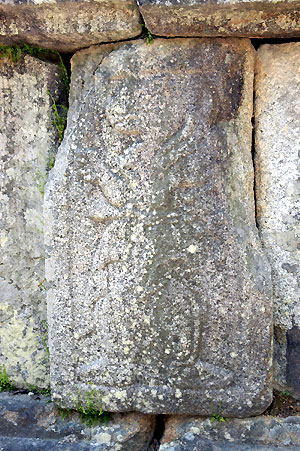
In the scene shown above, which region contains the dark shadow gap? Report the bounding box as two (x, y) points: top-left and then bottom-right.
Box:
(147, 414), (165, 451)
(60, 53), (72, 83)
(251, 37), (300, 49)
(251, 91), (259, 232)
(59, 52), (72, 109)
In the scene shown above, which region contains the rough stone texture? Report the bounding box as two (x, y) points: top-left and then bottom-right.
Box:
(2, 393), (300, 451)
(0, 0), (142, 53)
(138, 0), (300, 38)
(0, 392), (154, 450)
(0, 54), (64, 388)
(45, 38), (272, 417)
(160, 415), (300, 450)
(255, 43), (300, 398)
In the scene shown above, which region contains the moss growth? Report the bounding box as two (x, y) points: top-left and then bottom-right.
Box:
(73, 386), (110, 427)
(48, 92), (68, 143)
(0, 45), (22, 62)
(210, 401), (228, 424)
(0, 43), (50, 63)
(143, 25), (155, 45)
(0, 44), (69, 91)
(27, 384), (51, 397)
(58, 386), (110, 427)
(0, 366), (15, 391)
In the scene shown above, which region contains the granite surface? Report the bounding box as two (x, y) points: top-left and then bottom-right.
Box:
(160, 414), (300, 450)
(0, 0), (142, 52)
(45, 38), (272, 416)
(255, 43), (300, 399)
(138, 0), (300, 38)
(0, 392), (154, 450)
(0, 54), (64, 388)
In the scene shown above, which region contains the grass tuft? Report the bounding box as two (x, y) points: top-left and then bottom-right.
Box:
(73, 386), (110, 427)
(0, 366), (15, 391)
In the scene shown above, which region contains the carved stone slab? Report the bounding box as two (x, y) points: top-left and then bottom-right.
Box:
(0, 55), (64, 388)
(138, 0), (300, 38)
(45, 38), (272, 416)
(255, 43), (300, 398)
(0, 0), (142, 53)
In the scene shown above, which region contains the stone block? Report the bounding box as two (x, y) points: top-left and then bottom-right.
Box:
(0, 0), (142, 53)
(0, 392), (155, 450)
(45, 38), (272, 416)
(138, 0), (300, 38)
(255, 43), (300, 398)
(160, 415), (300, 449)
(0, 54), (65, 388)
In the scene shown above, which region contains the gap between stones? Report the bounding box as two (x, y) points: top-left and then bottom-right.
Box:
(147, 414), (165, 450)
(251, 88), (259, 232)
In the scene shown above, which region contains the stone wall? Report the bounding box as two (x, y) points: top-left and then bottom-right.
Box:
(1, 0), (300, 440)
(0, 54), (65, 388)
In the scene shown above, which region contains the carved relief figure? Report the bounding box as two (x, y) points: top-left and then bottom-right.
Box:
(71, 60), (235, 392)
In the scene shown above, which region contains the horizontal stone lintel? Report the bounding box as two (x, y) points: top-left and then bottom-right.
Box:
(138, 0), (300, 38)
(0, 0), (142, 53)
(1, 0), (300, 51)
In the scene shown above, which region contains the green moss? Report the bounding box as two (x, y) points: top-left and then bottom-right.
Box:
(210, 401), (228, 424)
(73, 386), (110, 427)
(0, 44), (69, 91)
(0, 43), (53, 64)
(143, 25), (155, 45)
(0, 366), (15, 391)
(27, 384), (51, 397)
(279, 390), (291, 401)
(58, 386), (110, 427)
(0, 45), (22, 63)
(48, 92), (68, 144)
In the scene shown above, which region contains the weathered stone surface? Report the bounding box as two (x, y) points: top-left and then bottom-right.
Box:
(0, 392), (154, 450)
(45, 38), (272, 417)
(160, 415), (300, 450)
(0, 0), (142, 53)
(255, 43), (300, 398)
(2, 393), (300, 451)
(0, 54), (64, 388)
(138, 0), (300, 38)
